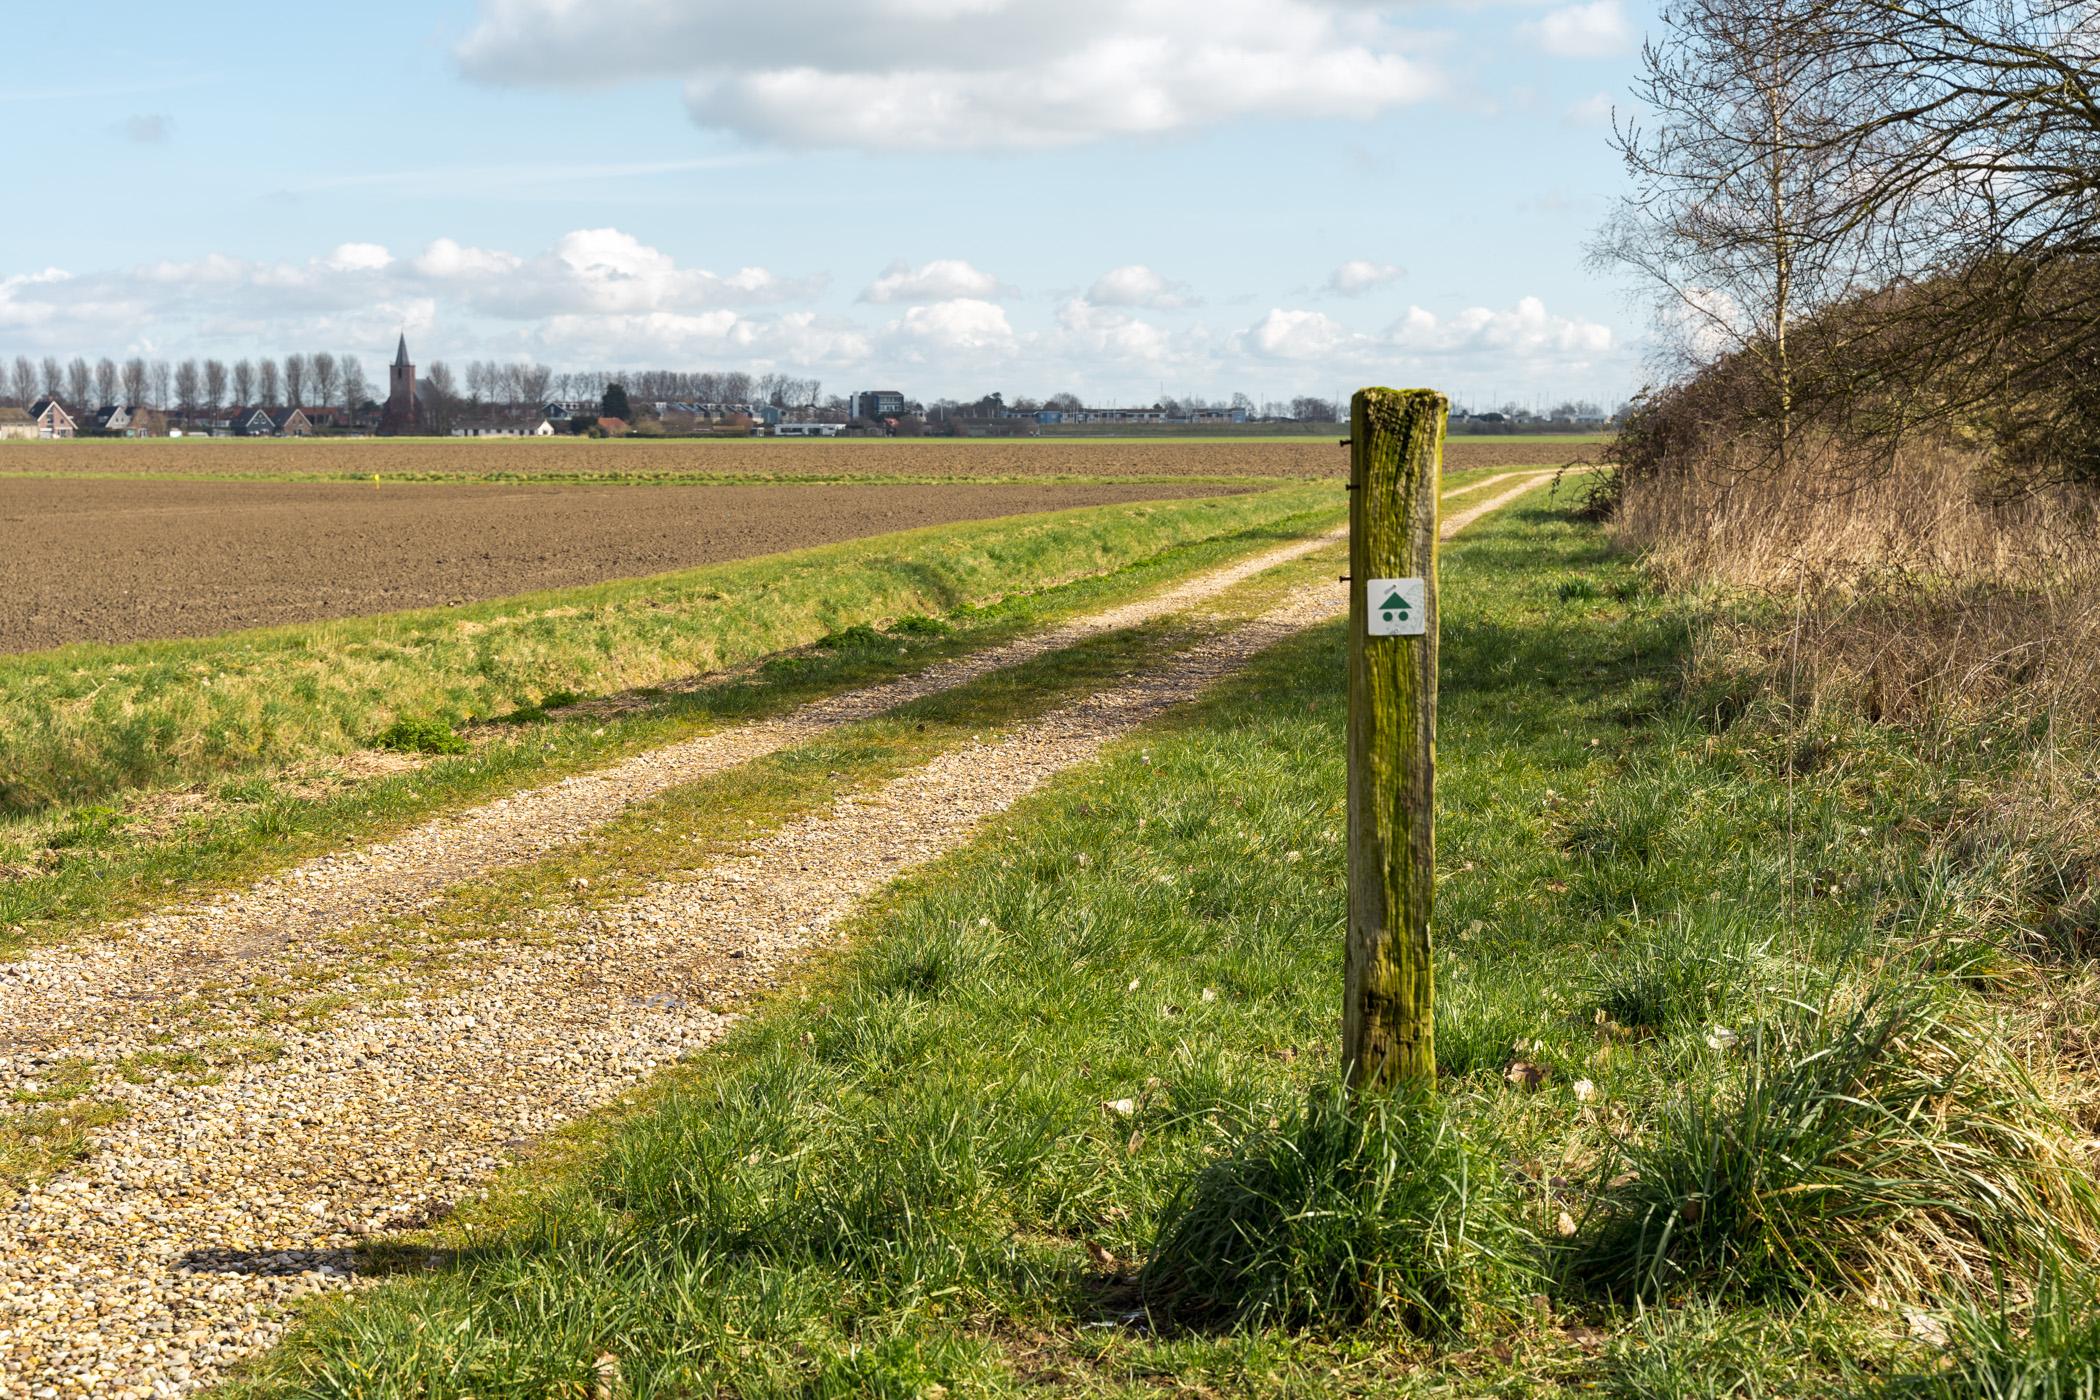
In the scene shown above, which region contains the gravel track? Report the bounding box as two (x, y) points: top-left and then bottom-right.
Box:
(0, 528), (1344, 1068)
(0, 584), (1345, 1396)
(0, 478), (1547, 1396)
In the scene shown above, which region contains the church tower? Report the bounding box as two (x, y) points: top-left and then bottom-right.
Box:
(375, 333), (421, 436)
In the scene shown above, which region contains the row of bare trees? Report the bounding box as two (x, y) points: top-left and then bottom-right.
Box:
(0, 352), (374, 417)
(1599, 0), (2100, 482)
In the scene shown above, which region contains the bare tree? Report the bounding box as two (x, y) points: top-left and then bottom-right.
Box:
(94, 358), (119, 409)
(518, 363), (552, 407)
(204, 359), (228, 411)
(149, 360), (171, 410)
(232, 359), (256, 406)
(174, 360), (202, 416)
(423, 360), (460, 434)
(341, 355), (368, 415)
(121, 358), (147, 406)
(1595, 0), (1872, 468)
(282, 353), (307, 407)
(310, 352), (340, 410)
(39, 357), (61, 397)
(257, 358), (281, 406)
(65, 358), (92, 411)
(1602, 0), (2100, 478)
(6, 356), (31, 404)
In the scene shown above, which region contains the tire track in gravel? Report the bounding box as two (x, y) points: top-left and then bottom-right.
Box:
(3, 473), (1542, 1059)
(0, 473), (1554, 1397)
(0, 527), (1349, 1060)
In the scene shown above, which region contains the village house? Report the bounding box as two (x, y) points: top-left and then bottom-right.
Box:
(92, 405), (168, 437)
(224, 406), (278, 436)
(0, 407), (36, 440)
(25, 397), (77, 438)
(269, 408), (314, 437)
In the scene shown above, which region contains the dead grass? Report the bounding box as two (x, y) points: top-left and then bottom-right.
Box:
(1617, 444), (2100, 732)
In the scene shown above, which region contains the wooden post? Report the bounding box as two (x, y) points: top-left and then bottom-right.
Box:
(1344, 387), (1446, 1094)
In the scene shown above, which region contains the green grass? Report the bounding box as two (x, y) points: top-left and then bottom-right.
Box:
(219, 488), (2100, 1397)
(0, 494), (1357, 955)
(0, 488), (1333, 818)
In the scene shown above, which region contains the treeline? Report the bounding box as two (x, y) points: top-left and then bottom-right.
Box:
(1599, 0), (2100, 486)
(0, 352), (376, 415)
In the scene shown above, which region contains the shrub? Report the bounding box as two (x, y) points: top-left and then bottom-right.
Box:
(1573, 982), (2100, 1302)
(371, 716), (468, 755)
(1140, 1088), (1536, 1335)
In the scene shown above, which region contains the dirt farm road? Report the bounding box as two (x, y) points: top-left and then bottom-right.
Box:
(0, 473), (1553, 1397)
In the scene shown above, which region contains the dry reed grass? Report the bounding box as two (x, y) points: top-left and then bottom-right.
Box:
(1615, 444), (2100, 731)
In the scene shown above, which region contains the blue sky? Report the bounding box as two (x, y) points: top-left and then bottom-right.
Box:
(1, 0), (1656, 408)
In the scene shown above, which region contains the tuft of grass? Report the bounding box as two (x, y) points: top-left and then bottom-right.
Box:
(1574, 979), (2100, 1302)
(1881, 1268), (2100, 1399)
(1140, 1087), (1537, 1335)
(371, 716), (469, 756)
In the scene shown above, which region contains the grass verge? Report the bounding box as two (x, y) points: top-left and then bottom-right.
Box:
(0, 487), (1330, 815)
(223, 489), (2100, 1396)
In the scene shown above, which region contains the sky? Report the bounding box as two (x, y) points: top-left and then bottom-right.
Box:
(0, 0), (1659, 410)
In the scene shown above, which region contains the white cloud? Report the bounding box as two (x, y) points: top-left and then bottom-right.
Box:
(1521, 0), (1636, 58)
(0, 234), (1629, 404)
(860, 259), (1003, 304)
(1085, 265), (1196, 310)
(887, 298), (1018, 356)
(1244, 308), (1373, 361)
(1237, 297), (1616, 377)
(456, 0), (1443, 152)
(324, 242), (394, 272)
(1051, 298), (1174, 363)
(1325, 260), (1405, 297)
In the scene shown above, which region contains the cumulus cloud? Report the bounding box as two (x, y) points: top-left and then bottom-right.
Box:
(1325, 260), (1405, 297)
(456, 0), (1443, 151)
(1521, 0), (1636, 58)
(1085, 265), (1196, 310)
(860, 259), (1003, 304)
(1238, 297), (1615, 377)
(0, 230), (826, 360)
(324, 242), (394, 272)
(887, 298), (1018, 356)
(0, 233), (1628, 403)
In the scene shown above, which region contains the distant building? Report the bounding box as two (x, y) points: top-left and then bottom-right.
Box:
(93, 404), (168, 437)
(452, 415), (556, 438)
(225, 406), (277, 436)
(0, 407), (36, 440)
(595, 416), (630, 437)
(25, 397), (76, 438)
(849, 389), (907, 420)
(773, 422), (844, 437)
(375, 334), (422, 436)
(269, 408), (314, 437)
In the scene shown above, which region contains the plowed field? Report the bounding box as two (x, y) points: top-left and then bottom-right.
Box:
(0, 478), (1261, 653)
(0, 435), (1599, 483)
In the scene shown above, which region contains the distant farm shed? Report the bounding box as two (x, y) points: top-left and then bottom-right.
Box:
(0, 407), (35, 440)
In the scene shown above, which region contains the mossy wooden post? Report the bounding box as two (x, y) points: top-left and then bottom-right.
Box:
(1345, 387), (1445, 1093)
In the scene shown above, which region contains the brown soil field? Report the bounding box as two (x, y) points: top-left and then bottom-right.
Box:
(0, 478), (1261, 653)
(0, 436), (1599, 483)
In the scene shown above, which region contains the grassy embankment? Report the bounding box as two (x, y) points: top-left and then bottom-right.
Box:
(0, 483), (1396, 953)
(227, 487), (2100, 1395)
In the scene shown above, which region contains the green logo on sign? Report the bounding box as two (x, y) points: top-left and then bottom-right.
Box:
(1379, 590), (1411, 624)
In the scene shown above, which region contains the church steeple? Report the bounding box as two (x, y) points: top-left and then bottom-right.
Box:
(376, 333), (420, 436)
